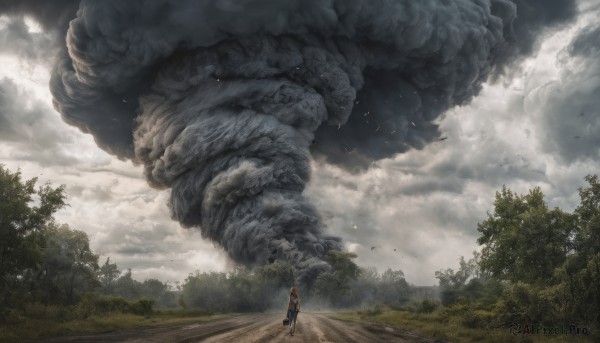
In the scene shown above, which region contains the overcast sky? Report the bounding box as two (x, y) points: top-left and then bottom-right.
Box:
(1, 1), (599, 286)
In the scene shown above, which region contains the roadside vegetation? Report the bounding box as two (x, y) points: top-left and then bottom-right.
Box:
(2, 163), (599, 342)
(336, 176), (600, 342)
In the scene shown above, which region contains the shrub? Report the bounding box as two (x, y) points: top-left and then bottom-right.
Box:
(129, 299), (154, 316)
(361, 304), (383, 316)
(417, 299), (440, 314)
(75, 293), (154, 318)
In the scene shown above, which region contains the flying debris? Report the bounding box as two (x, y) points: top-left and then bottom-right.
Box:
(579, 111), (585, 117)
(439, 137), (448, 141)
(122, 99), (127, 103)
(575, 135), (581, 139)
(390, 130), (396, 134)
(364, 112), (369, 117)
(370, 245), (381, 251)
(338, 124), (341, 130)
(353, 225), (357, 230)
(393, 248), (396, 252)
(375, 125), (380, 132)
(411, 121), (416, 127)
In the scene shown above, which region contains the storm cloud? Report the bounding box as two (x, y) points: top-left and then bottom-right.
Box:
(529, 21), (600, 162)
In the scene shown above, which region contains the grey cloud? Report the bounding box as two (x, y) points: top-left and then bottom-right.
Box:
(490, 0), (578, 77)
(0, 0), (79, 65)
(568, 23), (600, 57)
(0, 17), (56, 65)
(531, 22), (600, 163)
(0, 0), (78, 35)
(0, 77), (82, 166)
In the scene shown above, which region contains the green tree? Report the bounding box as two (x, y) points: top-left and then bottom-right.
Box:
(35, 224), (100, 304)
(313, 252), (361, 306)
(557, 175), (600, 324)
(476, 186), (574, 285)
(97, 257), (121, 294)
(0, 165), (66, 312)
(376, 269), (410, 305)
(435, 252), (501, 306)
(114, 269), (142, 300)
(225, 267), (254, 311)
(140, 278), (177, 308)
(346, 267), (380, 307)
(253, 261), (294, 311)
(181, 271), (229, 312)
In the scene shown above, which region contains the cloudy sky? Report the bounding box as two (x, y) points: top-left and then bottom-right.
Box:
(1, 1), (599, 286)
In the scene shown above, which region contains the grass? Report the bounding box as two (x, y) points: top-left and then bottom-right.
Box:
(0, 309), (231, 343)
(332, 307), (598, 343)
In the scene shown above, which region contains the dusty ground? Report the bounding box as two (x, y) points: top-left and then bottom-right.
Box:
(36, 312), (442, 343)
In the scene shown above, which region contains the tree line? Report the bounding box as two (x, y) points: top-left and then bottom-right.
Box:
(4, 163), (597, 331)
(435, 176), (600, 330)
(0, 165), (415, 321)
(0, 165), (179, 320)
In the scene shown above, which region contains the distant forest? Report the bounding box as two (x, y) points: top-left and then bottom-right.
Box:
(1, 164), (599, 332)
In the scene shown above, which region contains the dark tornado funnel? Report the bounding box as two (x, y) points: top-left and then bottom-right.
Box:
(48, 0), (575, 285)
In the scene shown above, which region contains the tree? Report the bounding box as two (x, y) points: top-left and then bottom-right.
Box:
(253, 261), (294, 311)
(181, 271), (229, 312)
(557, 175), (600, 324)
(98, 257), (121, 294)
(376, 268), (410, 305)
(313, 252), (361, 306)
(345, 267), (380, 307)
(114, 269), (142, 300)
(0, 165), (66, 312)
(140, 278), (176, 308)
(435, 252), (500, 306)
(35, 224), (100, 304)
(472, 177), (600, 325)
(476, 186), (574, 285)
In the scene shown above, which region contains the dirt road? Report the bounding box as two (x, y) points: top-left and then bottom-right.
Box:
(37, 312), (441, 343)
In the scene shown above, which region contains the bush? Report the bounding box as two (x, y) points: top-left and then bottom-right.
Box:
(361, 304), (383, 316)
(461, 309), (487, 329)
(129, 299), (154, 316)
(417, 299), (440, 314)
(75, 293), (154, 318)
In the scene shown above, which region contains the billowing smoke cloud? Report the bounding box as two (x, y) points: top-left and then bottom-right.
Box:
(43, 0), (576, 285)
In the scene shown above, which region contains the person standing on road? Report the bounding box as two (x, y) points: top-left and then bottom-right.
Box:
(287, 287), (301, 334)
